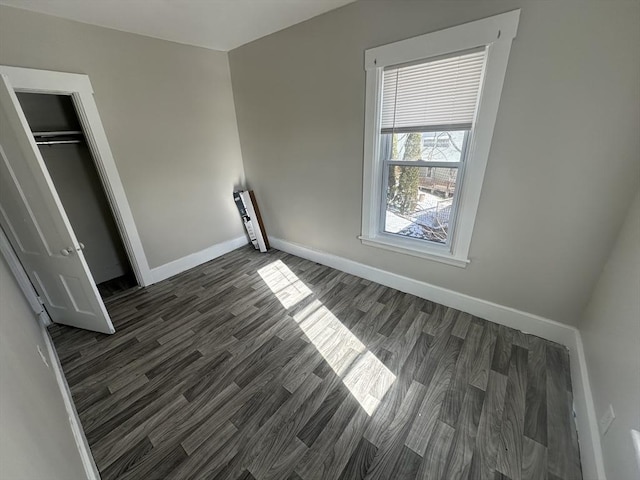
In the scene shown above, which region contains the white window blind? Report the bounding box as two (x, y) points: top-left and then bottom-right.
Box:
(381, 49), (486, 133)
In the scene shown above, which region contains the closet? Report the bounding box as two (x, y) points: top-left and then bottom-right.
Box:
(16, 92), (136, 299)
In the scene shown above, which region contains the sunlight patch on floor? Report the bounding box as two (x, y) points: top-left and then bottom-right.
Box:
(258, 260), (312, 309)
(258, 260), (395, 415)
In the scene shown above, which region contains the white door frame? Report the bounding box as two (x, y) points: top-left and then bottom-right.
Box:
(0, 65), (153, 287)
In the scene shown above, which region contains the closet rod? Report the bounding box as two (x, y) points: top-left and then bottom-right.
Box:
(32, 130), (83, 137)
(36, 140), (82, 146)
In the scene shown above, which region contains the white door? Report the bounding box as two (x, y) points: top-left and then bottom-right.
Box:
(0, 74), (115, 334)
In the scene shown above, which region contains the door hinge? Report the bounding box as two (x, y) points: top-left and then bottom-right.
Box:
(36, 295), (44, 305)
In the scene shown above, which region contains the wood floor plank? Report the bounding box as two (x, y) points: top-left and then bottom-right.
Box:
(441, 384), (485, 479)
(179, 383), (252, 456)
(168, 421), (239, 479)
(392, 445), (422, 480)
(382, 310), (427, 375)
(468, 370), (509, 480)
(412, 307), (457, 387)
(416, 420), (455, 480)
(297, 383), (349, 447)
(255, 437), (308, 480)
(47, 246), (581, 480)
(338, 437), (378, 480)
(381, 302), (423, 352)
(86, 375), (187, 451)
(295, 394), (361, 477)
(547, 344), (582, 480)
(451, 311), (472, 339)
(119, 444), (188, 480)
(204, 386), (297, 480)
(423, 303), (445, 336)
(405, 335), (462, 456)
(72, 326), (198, 395)
(81, 350), (196, 436)
(523, 336), (547, 446)
(99, 435), (153, 480)
(469, 321), (498, 391)
(492, 325), (514, 375)
(296, 403), (369, 480)
(64, 337), (141, 385)
(439, 322), (484, 426)
(522, 436), (547, 480)
(245, 373), (325, 477)
(93, 393), (188, 469)
(363, 381), (427, 480)
(237, 471), (257, 480)
(363, 332), (430, 448)
(181, 350), (233, 402)
(148, 381), (241, 447)
(496, 345), (529, 480)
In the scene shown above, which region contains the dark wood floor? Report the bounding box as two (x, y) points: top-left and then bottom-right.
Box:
(97, 271), (138, 300)
(50, 246), (582, 480)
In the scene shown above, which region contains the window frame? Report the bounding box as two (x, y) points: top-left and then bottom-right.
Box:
(379, 129), (470, 249)
(360, 10), (520, 268)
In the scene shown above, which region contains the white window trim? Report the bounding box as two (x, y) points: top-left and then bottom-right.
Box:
(360, 10), (520, 268)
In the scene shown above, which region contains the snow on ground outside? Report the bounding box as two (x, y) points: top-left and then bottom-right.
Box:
(384, 191), (452, 241)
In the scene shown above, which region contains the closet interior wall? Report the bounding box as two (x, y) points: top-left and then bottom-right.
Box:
(16, 92), (135, 296)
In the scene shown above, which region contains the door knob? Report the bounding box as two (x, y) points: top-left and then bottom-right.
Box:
(60, 246), (77, 256)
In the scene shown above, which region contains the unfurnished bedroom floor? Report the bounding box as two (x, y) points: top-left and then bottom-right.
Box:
(50, 246), (582, 480)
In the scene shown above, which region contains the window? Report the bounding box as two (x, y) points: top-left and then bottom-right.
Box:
(360, 11), (520, 267)
(381, 49), (483, 246)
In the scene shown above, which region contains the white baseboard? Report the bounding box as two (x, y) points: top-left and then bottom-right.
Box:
(41, 321), (101, 480)
(569, 332), (607, 480)
(270, 236), (606, 480)
(150, 236), (249, 284)
(271, 237), (574, 344)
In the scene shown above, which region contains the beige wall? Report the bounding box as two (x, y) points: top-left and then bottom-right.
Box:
(229, 0), (640, 325)
(0, 5), (246, 269)
(579, 190), (640, 480)
(0, 256), (87, 479)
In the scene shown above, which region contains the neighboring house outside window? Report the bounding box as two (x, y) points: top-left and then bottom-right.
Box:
(360, 11), (520, 267)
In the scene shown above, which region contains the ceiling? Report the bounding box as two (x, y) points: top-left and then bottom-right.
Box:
(0, 0), (356, 51)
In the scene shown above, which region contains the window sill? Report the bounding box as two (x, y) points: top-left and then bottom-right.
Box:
(359, 235), (470, 268)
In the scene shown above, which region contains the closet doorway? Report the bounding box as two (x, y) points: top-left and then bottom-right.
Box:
(17, 92), (136, 299)
(1, 66), (152, 334)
